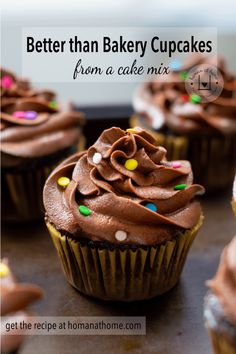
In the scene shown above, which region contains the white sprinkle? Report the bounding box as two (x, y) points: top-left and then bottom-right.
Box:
(196, 189), (205, 196)
(172, 102), (202, 116)
(92, 152), (102, 164)
(115, 230), (127, 242)
(133, 126), (143, 132)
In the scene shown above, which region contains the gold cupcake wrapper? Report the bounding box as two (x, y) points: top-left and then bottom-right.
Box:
(2, 137), (86, 222)
(208, 329), (236, 354)
(46, 215), (203, 301)
(231, 201), (236, 219)
(130, 115), (236, 191)
(2, 164), (57, 222)
(77, 134), (86, 151)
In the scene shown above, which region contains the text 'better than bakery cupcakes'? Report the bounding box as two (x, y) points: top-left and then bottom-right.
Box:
(1, 68), (85, 222)
(43, 126), (205, 301)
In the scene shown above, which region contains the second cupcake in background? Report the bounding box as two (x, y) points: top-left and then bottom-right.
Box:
(44, 126), (204, 301)
(1, 68), (85, 222)
(132, 55), (236, 192)
(204, 236), (236, 354)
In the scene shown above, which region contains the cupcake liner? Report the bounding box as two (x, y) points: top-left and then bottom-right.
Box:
(231, 201), (236, 219)
(2, 140), (86, 222)
(2, 164), (57, 222)
(204, 292), (236, 354)
(77, 134), (86, 151)
(208, 329), (236, 354)
(130, 115), (236, 191)
(46, 215), (203, 301)
(188, 134), (236, 192)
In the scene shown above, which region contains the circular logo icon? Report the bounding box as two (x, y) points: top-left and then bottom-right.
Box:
(185, 64), (224, 103)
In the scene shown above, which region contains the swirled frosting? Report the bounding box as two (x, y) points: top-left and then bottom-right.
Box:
(1, 68), (54, 105)
(44, 127), (204, 245)
(207, 237), (236, 326)
(133, 55), (236, 135)
(1, 259), (43, 354)
(1, 68), (85, 168)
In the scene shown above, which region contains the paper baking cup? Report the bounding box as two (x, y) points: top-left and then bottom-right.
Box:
(130, 115), (236, 192)
(2, 164), (58, 222)
(46, 216), (203, 301)
(2, 139), (86, 223)
(208, 329), (236, 354)
(187, 134), (236, 192)
(231, 201), (236, 219)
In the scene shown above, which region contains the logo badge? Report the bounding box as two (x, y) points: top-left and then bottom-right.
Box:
(185, 64), (224, 103)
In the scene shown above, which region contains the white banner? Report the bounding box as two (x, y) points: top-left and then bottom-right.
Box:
(22, 27), (217, 83)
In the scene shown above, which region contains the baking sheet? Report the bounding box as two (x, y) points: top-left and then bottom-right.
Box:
(2, 189), (235, 354)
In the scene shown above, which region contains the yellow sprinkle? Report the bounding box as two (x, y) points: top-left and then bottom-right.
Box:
(0, 263), (9, 278)
(125, 159), (138, 171)
(57, 177), (70, 189)
(126, 127), (141, 133)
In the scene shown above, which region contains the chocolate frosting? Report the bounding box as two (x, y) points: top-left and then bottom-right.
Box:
(1, 68), (54, 105)
(1, 68), (85, 168)
(44, 127), (204, 245)
(133, 55), (236, 135)
(207, 236), (236, 326)
(1, 259), (43, 354)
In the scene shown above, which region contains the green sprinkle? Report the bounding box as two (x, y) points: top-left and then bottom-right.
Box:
(174, 184), (187, 190)
(49, 100), (57, 109)
(190, 94), (201, 104)
(180, 71), (188, 80)
(79, 205), (92, 216)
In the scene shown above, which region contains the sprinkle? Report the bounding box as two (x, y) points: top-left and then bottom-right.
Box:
(126, 127), (142, 133)
(172, 162), (182, 169)
(125, 159), (138, 171)
(190, 94), (201, 104)
(115, 230), (127, 242)
(49, 100), (57, 109)
(25, 111), (37, 120)
(0, 263), (9, 278)
(57, 177), (70, 189)
(144, 203), (157, 212)
(170, 59), (182, 71)
(196, 189), (205, 196)
(180, 71), (188, 80)
(174, 184), (187, 190)
(13, 111), (38, 119)
(79, 205), (92, 216)
(92, 152), (102, 164)
(13, 111), (25, 118)
(1, 75), (13, 89)
(181, 94), (189, 102)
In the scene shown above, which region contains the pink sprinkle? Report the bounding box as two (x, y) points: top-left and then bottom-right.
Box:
(1, 75), (13, 89)
(172, 162), (182, 168)
(13, 111), (25, 118)
(25, 111), (37, 119)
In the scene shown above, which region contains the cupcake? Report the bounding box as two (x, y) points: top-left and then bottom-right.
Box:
(1, 259), (43, 354)
(132, 55), (236, 192)
(204, 237), (236, 354)
(1, 68), (85, 221)
(44, 126), (204, 301)
(232, 175), (236, 218)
